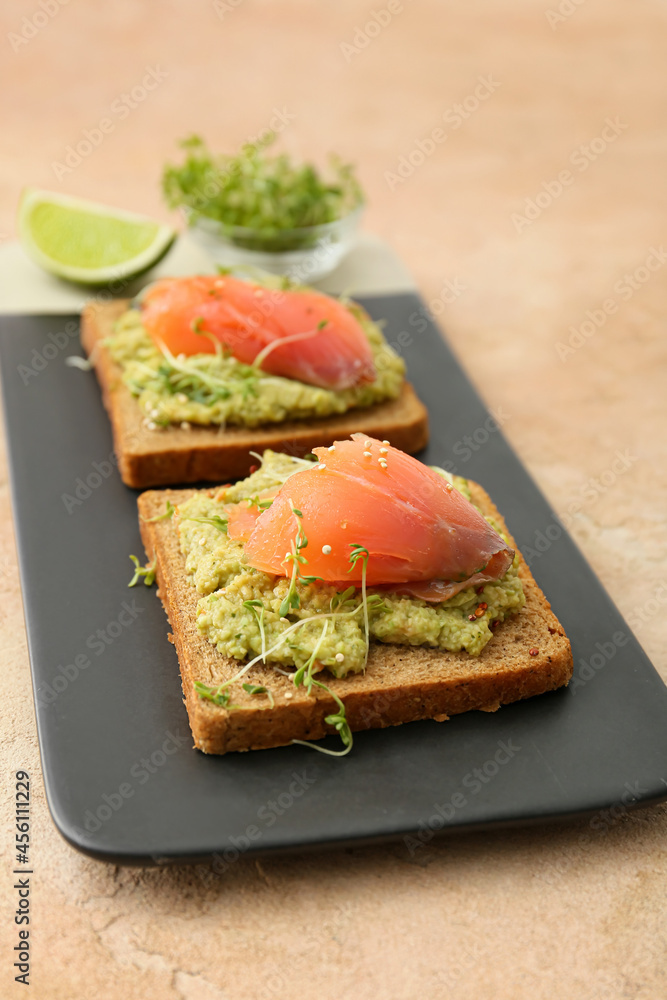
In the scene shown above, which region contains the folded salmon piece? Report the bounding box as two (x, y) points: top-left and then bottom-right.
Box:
(227, 434), (514, 595)
(140, 275), (376, 390)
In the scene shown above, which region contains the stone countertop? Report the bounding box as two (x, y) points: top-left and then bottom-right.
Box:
(1, 1), (666, 998)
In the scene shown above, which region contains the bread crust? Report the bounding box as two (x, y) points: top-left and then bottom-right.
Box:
(137, 482), (573, 754)
(81, 299), (430, 488)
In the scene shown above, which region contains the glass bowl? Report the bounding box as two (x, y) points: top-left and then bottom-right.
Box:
(185, 206), (363, 282)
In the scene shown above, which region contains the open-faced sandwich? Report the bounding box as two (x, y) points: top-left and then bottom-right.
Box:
(82, 275), (428, 488)
(137, 434), (572, 755)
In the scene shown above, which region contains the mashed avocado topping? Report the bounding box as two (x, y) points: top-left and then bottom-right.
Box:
(107, 301), (405, 429)
(176, 452), (525, 679)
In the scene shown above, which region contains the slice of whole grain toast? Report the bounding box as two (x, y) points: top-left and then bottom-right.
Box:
(81, 299), (429, 489)
(137, 481), (572, 755)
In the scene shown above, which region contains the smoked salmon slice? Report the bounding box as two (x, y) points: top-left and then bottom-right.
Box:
(228, 435), (514, 597)
(140, 275), (376, 390)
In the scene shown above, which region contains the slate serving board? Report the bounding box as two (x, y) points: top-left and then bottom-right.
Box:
(1, 293), (666, 866)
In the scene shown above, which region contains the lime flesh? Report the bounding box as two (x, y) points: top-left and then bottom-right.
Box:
(19, 189), (176, 285)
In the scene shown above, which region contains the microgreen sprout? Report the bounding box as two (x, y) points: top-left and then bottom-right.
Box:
(128, 555), (156, 587)
(193, 322), (225, 357)
(252, 325), (324, 373)
(65, 355), (94, 371)
(348, 544), (371, 669)
(142, 499), (176, 523)
(330, 585), (356, 613)
(194, 681), (231, 707)
(247, 450), (318, 488)
(292, 676), (353, 757)
(193, 584), (378, 750)
(153, 338), (257, 407)
(278, 502), (310, 617)
(246, 496), (273, 511)
(195, 680), (265, 712)
(243, 599), (266, 661)
(289, 621), (352, 754)
(162, 133), (364, 251)
(242, 683), (275, 709)
(181, 514), (228, 533)
(292, 620), (329, 692)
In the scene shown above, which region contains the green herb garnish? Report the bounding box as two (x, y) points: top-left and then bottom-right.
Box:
(278, 503), (310, 616)
(246, 495), (273, 511)
(292, 674), (353, 757)
(141, 500), (176, 523)
(152, 340), (257, 407)
(348, 544), (371, 670)
(194, 681), (231, 707)
(242, 683), (275, 709)
(243, 599), (267, 662)
(162, 134), (364, 252)
(330, 586), (356, 613)
(128, 555), (156, 587)
(181, 514), (228, 533)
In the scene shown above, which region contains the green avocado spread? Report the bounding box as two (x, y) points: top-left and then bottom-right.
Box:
(107, 300), (405, 429)
(176, 452), (525, 679)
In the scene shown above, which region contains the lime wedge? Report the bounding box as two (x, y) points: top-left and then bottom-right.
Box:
(18, 189), (176, 286)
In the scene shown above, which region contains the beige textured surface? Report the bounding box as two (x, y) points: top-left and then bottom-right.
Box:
(1, 1), (666, 998)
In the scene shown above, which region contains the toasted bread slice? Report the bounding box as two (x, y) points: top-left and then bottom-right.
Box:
(81, 300), (429, 489)
(137, 482), (572, 754)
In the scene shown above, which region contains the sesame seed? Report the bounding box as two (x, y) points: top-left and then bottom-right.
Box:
(280, 617), (289, 623)
(147, 420), (158, 431)
(445, 483), (453, 492)
(379, 447), (388, 455)
(364, 440), (372, 448)
(382, 440), (390, 445)
(322, 544), (332, 554)
(199, 537), (206, 546)
(328, 445), (336, 452)
(180, 421), (191, 431)
(335, 652), (345, 663)
(150, 408), (160, 419)
(363, 451), (372, 458)
(379, 460), (388, 469)
(284, 691), (294, 699)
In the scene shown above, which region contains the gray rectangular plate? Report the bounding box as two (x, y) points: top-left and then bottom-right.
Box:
(2, 293), (666, 866)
